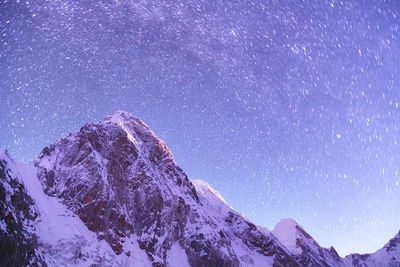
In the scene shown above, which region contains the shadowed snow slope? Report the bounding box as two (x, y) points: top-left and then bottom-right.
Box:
(1, 111), (400, 267)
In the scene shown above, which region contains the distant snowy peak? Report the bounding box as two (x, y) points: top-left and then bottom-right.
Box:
(346, 230), (400, 266)
(272, 218), (344, 266)
(272, 218), (304, 254)
(272, 218), (316, 255)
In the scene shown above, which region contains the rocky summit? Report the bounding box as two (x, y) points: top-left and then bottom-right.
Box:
(1, 111), (400, 266)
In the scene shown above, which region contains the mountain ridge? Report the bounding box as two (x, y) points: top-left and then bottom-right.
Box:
(1, 111), (399, 266)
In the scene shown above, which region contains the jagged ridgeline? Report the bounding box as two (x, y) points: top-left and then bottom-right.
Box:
(1, 111), (400, 266)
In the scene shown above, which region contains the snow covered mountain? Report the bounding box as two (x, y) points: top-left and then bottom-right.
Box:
(345, 231), (400, 267)
(1, 110), (399, 266)
(272, 219), (344, 266)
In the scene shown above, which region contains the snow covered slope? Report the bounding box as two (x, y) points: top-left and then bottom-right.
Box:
(0, 148), (151, 267)
(273, 219), (344, 266)
(345, 231), (400, 266)
(1, 111), (400, 267)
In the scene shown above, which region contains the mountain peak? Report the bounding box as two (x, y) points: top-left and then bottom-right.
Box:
(275, 218), (299, 229)
(272, 218), (313, 255)
(102, 110), (147, 130)
(272, 219), (299, 250)
(27, 113), (303, 266)
(271, 218), (345, 266)
(100, 110), (173, 158)
(103, 110), (137, 123)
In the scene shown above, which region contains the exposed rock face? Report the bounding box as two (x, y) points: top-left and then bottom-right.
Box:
(35, 112), (194, 259)
(0, 152), (43, 267)
(1, 111), (400, 266)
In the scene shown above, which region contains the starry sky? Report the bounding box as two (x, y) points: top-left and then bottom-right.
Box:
(1, 0), (400, 256)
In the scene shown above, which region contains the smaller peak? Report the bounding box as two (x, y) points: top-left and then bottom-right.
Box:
(274, 218), (299, 230)
(272, 218), (302, 254)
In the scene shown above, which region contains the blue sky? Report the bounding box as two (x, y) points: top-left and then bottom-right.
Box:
(1, 0), (400, 256)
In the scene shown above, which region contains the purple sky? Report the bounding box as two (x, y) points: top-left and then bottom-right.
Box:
(2, 0), (400, 256)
